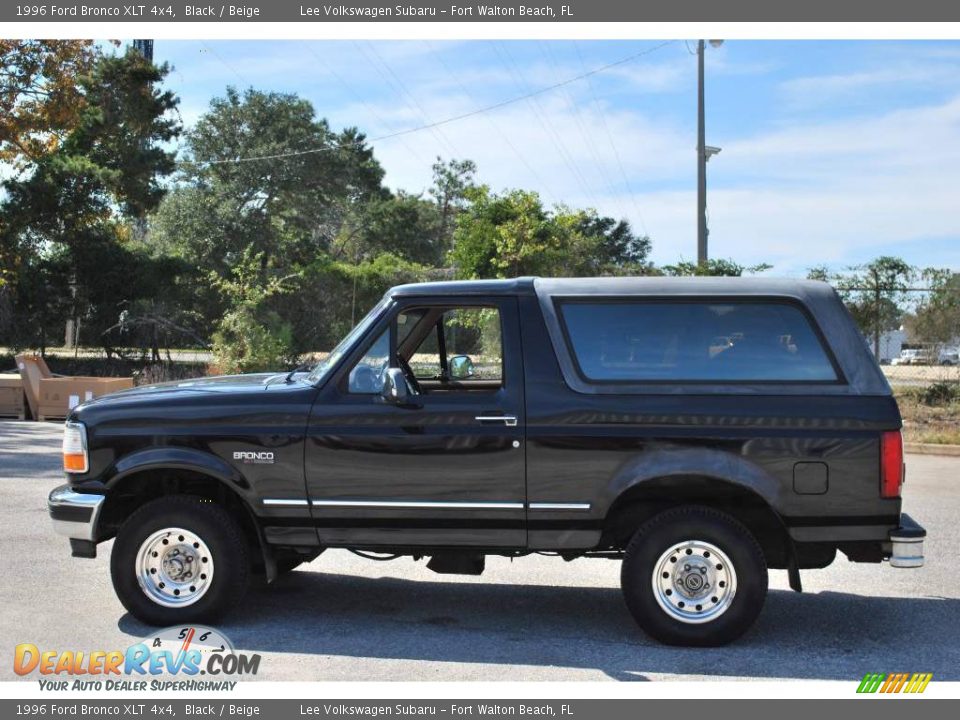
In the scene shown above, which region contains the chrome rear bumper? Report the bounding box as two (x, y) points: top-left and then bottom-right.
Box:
(888, 513), (926, 569)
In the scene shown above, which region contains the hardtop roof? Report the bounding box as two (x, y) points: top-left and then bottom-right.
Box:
(389, 276), (837, 302)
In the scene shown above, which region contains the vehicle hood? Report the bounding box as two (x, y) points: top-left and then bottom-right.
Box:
(80, 372), (286, 406)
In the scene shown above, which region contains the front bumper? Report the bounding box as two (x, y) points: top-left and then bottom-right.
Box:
(48, 484), (104, 543)
(888, 513), (926, 568)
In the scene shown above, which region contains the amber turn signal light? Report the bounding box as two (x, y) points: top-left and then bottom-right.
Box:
(62, 421), (89, 474)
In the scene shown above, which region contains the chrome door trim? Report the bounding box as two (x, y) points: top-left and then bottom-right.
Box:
(528, 502), (592, 511)
(311, 499), (525, 510)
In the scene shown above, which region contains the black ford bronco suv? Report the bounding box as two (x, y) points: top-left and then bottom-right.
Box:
(48, 277), (925, 646)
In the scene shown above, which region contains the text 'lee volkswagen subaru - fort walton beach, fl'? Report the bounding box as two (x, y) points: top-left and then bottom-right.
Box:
(48, 276), (925, 646)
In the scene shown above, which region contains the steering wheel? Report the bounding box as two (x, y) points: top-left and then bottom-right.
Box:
(397, 356), (423, 395)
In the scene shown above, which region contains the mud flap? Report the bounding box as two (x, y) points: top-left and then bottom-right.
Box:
(427, 552), (486, 575)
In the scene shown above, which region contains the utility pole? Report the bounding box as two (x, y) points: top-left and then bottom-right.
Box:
(697, 39), (707, 266)
(132, 40), (154, 62)
(696, 40), (723, 266)
(130, 40), (154, 246)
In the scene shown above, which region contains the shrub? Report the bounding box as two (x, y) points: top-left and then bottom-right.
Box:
(920, 381), (960, 407)
(210, 248), (296, 374)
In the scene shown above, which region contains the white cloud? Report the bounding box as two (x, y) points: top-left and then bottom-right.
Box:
(362, 88), (691, 208)
(166, 41), (960, 276)
(325, 75), (960, 275)
(779, 61), (960, 110)
(637, 96), (960, 273)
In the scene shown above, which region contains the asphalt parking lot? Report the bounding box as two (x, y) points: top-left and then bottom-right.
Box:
(1, 419), (957, 682)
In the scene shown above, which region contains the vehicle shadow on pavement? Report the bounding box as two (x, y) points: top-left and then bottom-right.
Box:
(117, 569), (960, 681)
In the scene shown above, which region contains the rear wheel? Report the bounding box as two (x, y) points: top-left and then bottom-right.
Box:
(110, 495), (249, 626)
(621, 505), (768, 646)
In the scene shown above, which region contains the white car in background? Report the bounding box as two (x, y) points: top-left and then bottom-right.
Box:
(939, 348), (960, 366)
(891, 348), (935, 366)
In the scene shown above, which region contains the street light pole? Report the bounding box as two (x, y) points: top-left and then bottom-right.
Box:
(696, 40), (724, 267)
(697, 40), (707, 266)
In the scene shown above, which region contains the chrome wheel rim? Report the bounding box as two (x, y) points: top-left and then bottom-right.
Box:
(135, 527), (214, 608)
(652, 539), (737, 624)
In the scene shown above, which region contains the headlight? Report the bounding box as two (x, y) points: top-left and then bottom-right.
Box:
(63, 421), (89, 474)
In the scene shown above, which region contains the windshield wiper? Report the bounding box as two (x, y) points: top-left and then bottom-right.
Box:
(284, 362), (314, 383)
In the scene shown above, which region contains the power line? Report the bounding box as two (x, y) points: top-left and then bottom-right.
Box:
(422, 40), (560, 204)
(539, 42), (613, 207)
(178, 40), (676, 168)
(492, 40), (598, 208)
(306, 44), (427, 166)
(574, 42), (651, 238)
(199, 42), (248, 86)
(356, 41), (459, 159)
(543, 41), (628, 220)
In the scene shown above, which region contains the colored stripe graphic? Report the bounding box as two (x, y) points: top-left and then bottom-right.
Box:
(857, 673), (886, 693)
(857, 672), (931, 694)
(906, 673), (933, 693)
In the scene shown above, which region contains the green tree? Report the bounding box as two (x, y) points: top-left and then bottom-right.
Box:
(449, 186), (647, 279)
(914, 270), (960, 348)
(808, 256), (915, 359)
(429, 157), (476, 253)
(663, 258), (772, 277)
(579, 214), (651, 270)
(152, 88), (384, 276)
(352, 192), (443, 266)
(210, 247), (297, 373)
(0, 49), (180, 349)
(0, 40), (102, 170)
(291, 253), (431, 354)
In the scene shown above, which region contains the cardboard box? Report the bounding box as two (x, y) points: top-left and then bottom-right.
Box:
(15, 354), (133, 421)
(37, 377), (133, 420)
(15, 354), (47, 419)
(0, 374), (25, 419)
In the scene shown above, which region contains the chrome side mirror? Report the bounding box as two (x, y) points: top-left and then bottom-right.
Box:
(449, 355), (475, 380)
(381, 367), (411, 405)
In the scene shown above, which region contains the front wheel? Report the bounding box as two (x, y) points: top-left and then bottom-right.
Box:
(620, 506), (768, 646)
(111, 495), (250, 626)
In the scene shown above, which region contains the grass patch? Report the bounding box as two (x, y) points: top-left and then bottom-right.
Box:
(893, 383), (960, 445)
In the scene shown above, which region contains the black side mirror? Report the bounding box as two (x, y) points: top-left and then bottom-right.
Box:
(381, 367), (416, 406)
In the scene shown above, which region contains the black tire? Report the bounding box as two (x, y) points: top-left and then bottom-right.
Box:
(620, 505), (768, 646)
(110, 495), (250, 626)
(276, 556), (304, 574)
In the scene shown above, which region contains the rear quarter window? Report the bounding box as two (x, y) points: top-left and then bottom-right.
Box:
(558, 300), (839, 383)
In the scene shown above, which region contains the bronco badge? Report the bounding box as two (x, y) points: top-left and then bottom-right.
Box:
(233, 451), (275, 465)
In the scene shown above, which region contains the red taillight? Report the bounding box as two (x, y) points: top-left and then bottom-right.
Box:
(880, 430), (904, 498)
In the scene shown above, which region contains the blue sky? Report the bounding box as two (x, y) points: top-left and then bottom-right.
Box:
(138, 39), (960, 275)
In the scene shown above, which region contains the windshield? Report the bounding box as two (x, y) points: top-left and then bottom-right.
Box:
(306, 297), (391, 384)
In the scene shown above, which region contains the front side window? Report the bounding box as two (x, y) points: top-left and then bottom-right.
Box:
(347, 305), (504, 394)
(559, 300), (838, 383)
(408, 308), (503, 384)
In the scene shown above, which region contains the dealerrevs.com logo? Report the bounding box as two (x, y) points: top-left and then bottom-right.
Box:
(14, 626), (261, 691)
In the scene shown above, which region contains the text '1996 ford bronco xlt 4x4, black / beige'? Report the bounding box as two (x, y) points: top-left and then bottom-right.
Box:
(48, 277), (926, 646)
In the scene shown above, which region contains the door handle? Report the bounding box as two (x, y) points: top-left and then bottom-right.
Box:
(475, 415), (518, 426)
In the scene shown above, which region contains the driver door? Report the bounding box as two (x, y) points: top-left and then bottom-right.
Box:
(305, 296), (526, 548)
